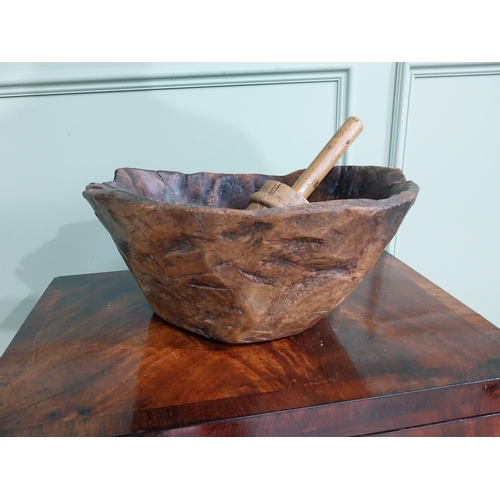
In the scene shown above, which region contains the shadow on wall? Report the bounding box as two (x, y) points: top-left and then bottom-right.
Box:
(0, 220), (126, 354)
(15, 220), (125, 294)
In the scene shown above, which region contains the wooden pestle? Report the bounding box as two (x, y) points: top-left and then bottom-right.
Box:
(247, 116), (364, 210)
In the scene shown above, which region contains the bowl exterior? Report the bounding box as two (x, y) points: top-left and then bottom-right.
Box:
(84, 167), (418, 343)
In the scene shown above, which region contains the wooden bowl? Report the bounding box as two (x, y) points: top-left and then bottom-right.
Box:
(83, 166), (418, 343)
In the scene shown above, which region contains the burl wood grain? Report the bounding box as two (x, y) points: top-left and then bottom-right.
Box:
(83, 166), (418, 343)
(1, 253), (499, 437)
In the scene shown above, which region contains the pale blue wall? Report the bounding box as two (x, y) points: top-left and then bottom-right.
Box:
(391, 63), (500, 331)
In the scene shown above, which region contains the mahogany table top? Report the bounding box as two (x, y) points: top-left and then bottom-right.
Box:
(1, 252), (499, 436)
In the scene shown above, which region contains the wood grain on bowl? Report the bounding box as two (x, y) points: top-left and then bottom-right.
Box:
(83, 166), (418, 343)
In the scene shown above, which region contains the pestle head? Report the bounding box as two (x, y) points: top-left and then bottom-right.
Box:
(247, 180), (309, 211)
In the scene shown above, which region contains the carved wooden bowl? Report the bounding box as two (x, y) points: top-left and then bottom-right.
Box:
(83, 166), (418, 343)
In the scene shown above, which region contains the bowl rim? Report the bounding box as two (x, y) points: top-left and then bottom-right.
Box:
(83, 166), (419, 216)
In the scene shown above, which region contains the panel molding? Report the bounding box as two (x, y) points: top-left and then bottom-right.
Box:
(387, 62), (500, 254)
(0, 62), (356, 163)
(388, 62), (500, 171)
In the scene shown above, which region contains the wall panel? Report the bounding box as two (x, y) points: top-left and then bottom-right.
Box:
(391, 63), (500, 328)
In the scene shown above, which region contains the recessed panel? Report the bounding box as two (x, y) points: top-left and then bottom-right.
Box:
(395, 71), (500, 327)
(0, 80), (337, 354)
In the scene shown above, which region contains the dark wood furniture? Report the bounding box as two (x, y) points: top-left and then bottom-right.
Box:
(1, 252), (499, 436)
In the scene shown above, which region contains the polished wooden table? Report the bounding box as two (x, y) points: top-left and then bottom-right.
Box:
(1, 252), (500, 436)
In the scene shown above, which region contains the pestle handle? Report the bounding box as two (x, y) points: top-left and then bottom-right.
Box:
(292, 116), (364, 199)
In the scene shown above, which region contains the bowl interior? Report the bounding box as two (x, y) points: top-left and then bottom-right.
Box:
(100, 165), (408, 209)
